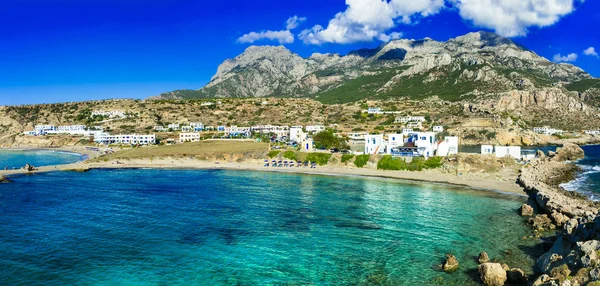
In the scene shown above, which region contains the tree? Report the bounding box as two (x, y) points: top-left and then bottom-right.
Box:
(313, 130), (348, 150)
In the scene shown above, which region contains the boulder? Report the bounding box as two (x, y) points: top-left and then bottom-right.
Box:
(443, 254), (459, 273)
(549, 264), (571, 283)
(478, 263), (508, 286)
(502, 263), (510, 272)
(0, 176), (10, 183)
(520, 204), (535, 217)
(591, 268), (600, 281)
(551, 211), (569, 227)
(532, 274), (551, 286)
(479, 251), (490, 264)
(552, 143), (585, 162)
(537, 150), (547, 159)
(529, 214), (556, 230)
(572, 267), (590, 285)
(508, 268), (527, 284)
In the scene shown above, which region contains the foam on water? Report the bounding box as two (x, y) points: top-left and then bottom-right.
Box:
(560, 145), (600, 201)
(0, 169), (539, 285)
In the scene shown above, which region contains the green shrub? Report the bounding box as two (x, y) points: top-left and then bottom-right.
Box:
(341, 154), (355, 163)
(377, 156), (407, 170)
(424, 157), (443, 169)
(306, 153), (332, 166)
(268, 150), (281, 158)
(354, 155), (370, 168)
(282, 150), (298, 161)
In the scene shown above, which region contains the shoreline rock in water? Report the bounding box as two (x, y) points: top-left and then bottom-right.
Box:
(517, 143), (600, 285)
(0, 175), (10, 183)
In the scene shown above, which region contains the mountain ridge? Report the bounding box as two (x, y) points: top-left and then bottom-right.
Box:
(151, 31), (595, 104)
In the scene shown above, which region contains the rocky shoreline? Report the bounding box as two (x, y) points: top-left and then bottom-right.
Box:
(475, 143), (600, 286)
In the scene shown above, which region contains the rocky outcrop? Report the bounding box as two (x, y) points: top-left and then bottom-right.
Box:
(518, 143), (600, 285)
(443, 254), (459, 273)
(478, 251), (490, 264)
(478, 263), (508, 286)
(0, 175), (10, 183)
(507, 268), (527, 284)
(520, 204), (534, 216)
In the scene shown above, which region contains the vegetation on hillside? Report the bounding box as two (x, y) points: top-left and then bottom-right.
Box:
(313, 130), (349, 150)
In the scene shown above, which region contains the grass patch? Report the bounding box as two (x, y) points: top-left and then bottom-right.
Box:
(377, 156), (407, 170)
(341, 154), (355, 163)
(268, 150), (281, 158)
(354, 154), (370, 168)
(282, 150), (299, 161)
(97, 141), (269, 161)
(306, 153), (332, 166)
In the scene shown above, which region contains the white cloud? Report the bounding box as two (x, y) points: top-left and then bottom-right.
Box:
(286, 16), (307, 30)
(378, 32), (403, 42)
(553, 53), (578, 63)
(584, 47), (598, 57)
(237, 30), (295, 44)
(452, 0), (581, 37)
(299, 0), (444, 45)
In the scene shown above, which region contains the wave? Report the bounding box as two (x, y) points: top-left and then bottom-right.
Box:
(560, 163), (600, 201)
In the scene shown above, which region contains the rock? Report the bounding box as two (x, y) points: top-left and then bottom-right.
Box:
(529, 214), (555, 230)
(0, 176), (10, 183)
(521, 204), (535, 216)
(532, 274), (551, 286)
(479, 251), (490, 264)
(572, 268), (590, 285)
(443, 254), (459, 272)
(549, 264), (571, 283)
(552, 143), (585, 162)
(537, 150), (547, 159)
(591, 268), (600, 281)
(508, 268), (527, 284)
(502, 263), (510, 272)
(551, 211), (569, 227)
(479, 263), (508, 286)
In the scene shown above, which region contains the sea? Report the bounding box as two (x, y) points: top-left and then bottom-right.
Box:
(0, 169), (540, 285)
(0, 149), (84, 170)
(560, 145), (600, 201)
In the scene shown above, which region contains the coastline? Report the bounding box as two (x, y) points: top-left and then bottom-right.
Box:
(0, 156), (525, 196)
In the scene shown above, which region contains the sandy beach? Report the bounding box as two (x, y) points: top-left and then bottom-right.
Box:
(1, 152), (525, 196)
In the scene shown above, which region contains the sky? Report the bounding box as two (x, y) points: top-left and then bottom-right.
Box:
(0, 0), (599, 105)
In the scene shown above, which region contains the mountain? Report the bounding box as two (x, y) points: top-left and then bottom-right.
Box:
(152, 31), (597, 105)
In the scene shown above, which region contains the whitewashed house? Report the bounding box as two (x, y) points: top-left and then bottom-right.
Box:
(306, 125), (325, 134)
(402, 129), (414, 136)
(533, 126), (564, 135)
(413, 132), (437, 158)
(91, 110), (126, 119)
(433, 126), (444, 133)
(289, 127), (307, 143)
(181, 126), (192, 132)
(585, 130), (600, 135)
(365, 135), (386, 155)
(367, 108), (383, 114)
(190, 122), (204, 132)
(180, 133), (200, 143)
(481, 145), (494, 155)
(406, 122), (423, 129)
(154, 126), (167, 132)
(301, 138), (314, 152)
(348, 132), (369, 141)
(387, 134), (403, 153)
(495, 146), (521, 159)
(34, 125), (55, 135)
(168, 124), (180, 131)
(437, 136), (458, 156)
(94, 133), (156, 145)
(395, 116), (426, 124)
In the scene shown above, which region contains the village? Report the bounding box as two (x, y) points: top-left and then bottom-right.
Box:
(21, 107), (600, 163)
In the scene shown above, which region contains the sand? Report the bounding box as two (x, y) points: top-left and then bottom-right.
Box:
(0, 152), (525, 196)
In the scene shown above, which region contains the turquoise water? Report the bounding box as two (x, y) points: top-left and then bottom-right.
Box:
(0, 149), (83, 169)
(561, 145), (600, 200)
(0, 169), (536, 285)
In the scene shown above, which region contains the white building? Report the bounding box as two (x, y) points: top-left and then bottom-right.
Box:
(289, 127), (307, 143)
(34, 125), (55, 135)
(306, 125), (326, 134)
(433, 126), (444, 133)
(94, 133), (156, 145)
(481, 145), (494, 155)
(225, 126), (251, 136)
(91, 110), (126, 119)
(301, 138), (314, 152)
(190, 122), (204, 131)
(585, 130), (600, 135)
(181, 126), (192, 132)
(402, 129), (414, 136)
(533, 126), (564, 135)
(387, 134), (403, 152)
(168, 124), (180, 131)
(367, 108), (383, 114)
(56, 125), (86, 132)
(365, 135), (386, 155)
(406, 122), (423, 129)
(495, 146), (522, 159)
(395, 116), (426, 124)
(348, 132), (369, 141)
(413, 132), (437, 158)
(154, 126), (167, 132)
(180, 132), (200, 143)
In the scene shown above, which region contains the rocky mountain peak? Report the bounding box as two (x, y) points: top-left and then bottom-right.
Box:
(452, 31), (517, 48)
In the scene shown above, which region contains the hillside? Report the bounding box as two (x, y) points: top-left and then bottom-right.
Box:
(152, 31), (596, 106)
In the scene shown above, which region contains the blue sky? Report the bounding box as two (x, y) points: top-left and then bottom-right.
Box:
(0, 0), (598, 105)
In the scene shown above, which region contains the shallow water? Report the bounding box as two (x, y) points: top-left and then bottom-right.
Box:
(0, 149), (83, 169)
(0, 169), (537, 285)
